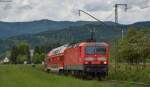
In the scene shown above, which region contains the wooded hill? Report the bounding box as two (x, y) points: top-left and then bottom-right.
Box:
(0, 21), (150, 54)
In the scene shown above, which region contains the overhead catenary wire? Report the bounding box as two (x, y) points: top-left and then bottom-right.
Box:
(78, 9), (114, 27)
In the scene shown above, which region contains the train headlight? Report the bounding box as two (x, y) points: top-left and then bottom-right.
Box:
(97, 57), (107, 61)
(104, 61), (107, 64)
(84, 57), (95, 61)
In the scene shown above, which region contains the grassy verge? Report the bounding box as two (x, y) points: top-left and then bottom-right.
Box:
(107, 64), (150, 84)
(0, 64), (143, 87)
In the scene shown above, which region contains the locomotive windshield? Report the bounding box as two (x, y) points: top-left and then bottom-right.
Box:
(85, 46), (106, 55)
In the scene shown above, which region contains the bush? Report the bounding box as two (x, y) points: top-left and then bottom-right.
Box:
(32, 53), (45, 64)
(107, 64), (150, 84)
(16, 55), (28, 64)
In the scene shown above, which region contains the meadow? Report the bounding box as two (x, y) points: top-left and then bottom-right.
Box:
(0, 64), (144, 87)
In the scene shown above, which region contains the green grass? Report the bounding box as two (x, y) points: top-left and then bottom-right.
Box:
(0, 65), (143, 87)
(107, 64), (150, 84)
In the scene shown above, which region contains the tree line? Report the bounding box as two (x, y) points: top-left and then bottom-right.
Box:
(10, 42), (61, 64)
(8, 28), (150, 65)
(112, 28), (150, 65)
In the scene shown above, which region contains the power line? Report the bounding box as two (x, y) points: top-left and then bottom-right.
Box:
(78, 10), (108, 26)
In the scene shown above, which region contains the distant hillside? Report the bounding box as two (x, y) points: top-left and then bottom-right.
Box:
(9, 23), (123, 44)
(9, 21), (150, 45)
(0, 21), (150, 53)
(0, 20), (90, 38)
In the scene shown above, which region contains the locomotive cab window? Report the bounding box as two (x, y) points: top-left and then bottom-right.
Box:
(85, 46), (106, 55)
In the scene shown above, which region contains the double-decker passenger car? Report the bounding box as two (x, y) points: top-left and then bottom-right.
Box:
(44, 41), (109, 78)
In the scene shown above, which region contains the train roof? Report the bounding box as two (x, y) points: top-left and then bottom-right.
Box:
(48, 44), (69, 56)
(78, 42), (109, 47)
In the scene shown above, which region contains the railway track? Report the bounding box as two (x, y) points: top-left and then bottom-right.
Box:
(101, 80), (150, 87)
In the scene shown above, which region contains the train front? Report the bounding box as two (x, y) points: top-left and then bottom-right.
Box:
(80, 42), (109, 77)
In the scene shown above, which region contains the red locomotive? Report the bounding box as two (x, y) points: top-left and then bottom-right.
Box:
(44, 41), (109, 78)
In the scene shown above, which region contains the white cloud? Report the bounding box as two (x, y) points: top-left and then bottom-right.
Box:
(117, 0), (150, 9)
(0, 0), (149, 24)
(84, 0), (114, 12)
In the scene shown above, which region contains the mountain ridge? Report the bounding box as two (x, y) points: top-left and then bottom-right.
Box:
(0, 19), (92, 38)
(0, 20), (150, 53)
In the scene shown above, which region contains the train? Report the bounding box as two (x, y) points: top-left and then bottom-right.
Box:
(44, 41), (110, 79)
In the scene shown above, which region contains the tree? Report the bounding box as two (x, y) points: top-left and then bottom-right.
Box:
(16, 55), (28, 64)
(10, 46), (18, 64)
(113, 28), (150, 64)
(10, 42), (30, 64)
(32, 53), (45, 64)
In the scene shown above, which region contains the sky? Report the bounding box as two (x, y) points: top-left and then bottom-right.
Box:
(0, 0), (150, 24)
